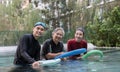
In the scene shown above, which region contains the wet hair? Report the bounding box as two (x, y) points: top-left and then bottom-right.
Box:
(76, 27), (84, 35)
(52, 27), (65, 36)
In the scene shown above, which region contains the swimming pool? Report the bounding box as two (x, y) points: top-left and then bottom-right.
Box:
(0, 48), (120, 72)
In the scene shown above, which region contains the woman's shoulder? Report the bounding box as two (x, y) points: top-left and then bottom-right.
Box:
(43, 39), (52, 44)
(45, 39), (52, 42)
(81, 39), (87, 43)
(68, 39), (75, 42)
(59, 41), (64, 45)
(67, 39), (76, 44)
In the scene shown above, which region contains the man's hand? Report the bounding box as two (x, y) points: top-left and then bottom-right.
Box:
(32, 61), (40, 69)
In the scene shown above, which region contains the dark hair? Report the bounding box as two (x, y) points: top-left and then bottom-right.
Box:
(76, 27), (84, 34)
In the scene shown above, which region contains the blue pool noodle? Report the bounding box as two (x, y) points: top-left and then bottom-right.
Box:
(54, 48), (87, 59)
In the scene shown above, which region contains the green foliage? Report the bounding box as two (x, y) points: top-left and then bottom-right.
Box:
(86, 6), (120, 47)
(0, 31), (30, 46)
(0, 0), (120, 47)
(0, 0), (42, 31)
(63, 29), (75, 43)
(0, 0), (43, 45)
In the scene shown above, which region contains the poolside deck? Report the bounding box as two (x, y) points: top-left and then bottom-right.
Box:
(95, 47), (120, 53)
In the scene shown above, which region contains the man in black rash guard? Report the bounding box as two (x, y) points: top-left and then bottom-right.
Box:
(14, 22), (46, 68)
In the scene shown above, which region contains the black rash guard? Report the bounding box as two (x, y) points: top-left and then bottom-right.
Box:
(14, 34), (41, 65)
(42, 39), (64, 60)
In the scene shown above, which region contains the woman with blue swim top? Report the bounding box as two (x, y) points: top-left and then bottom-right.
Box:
(67, 27), (87, 60)
(14, 22), (46, 68)
(42, 27), (65, 60)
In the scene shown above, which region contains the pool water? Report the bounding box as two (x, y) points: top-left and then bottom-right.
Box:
(0, 51), (120, 72)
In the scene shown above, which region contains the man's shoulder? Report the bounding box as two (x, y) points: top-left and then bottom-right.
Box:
(23, 34), (31, 37)
(21, 34), (32, 40)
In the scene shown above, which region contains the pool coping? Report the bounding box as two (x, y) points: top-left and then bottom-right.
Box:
(95, 47), (120, 53)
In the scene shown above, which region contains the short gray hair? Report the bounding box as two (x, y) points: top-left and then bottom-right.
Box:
(52, 27), (65, 36)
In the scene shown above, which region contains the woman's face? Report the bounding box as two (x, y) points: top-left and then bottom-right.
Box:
(33, 25), (45, 38)
(52, 30), (64, 43)
(75, 30), (84, 42)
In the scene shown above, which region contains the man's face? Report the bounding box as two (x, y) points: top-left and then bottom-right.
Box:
(33, 25), (45, 38)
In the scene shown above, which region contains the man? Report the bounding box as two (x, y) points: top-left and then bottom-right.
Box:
(14, 22), (46, 68)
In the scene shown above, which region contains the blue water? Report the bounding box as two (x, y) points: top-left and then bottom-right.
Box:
(0, 51), (120, 72)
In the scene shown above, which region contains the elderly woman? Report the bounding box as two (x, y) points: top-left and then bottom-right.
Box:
(42, 27), (65, 60)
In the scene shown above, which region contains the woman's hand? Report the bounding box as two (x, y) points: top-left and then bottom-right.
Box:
(61, 57), (67, 61)
(76, 56), (82, 60)
(57, 52), (64, 55)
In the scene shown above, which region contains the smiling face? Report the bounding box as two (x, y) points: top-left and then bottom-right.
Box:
(52, 28), (64, 44)
(75, 30), (84, 42)
(32, 25), (45, 39)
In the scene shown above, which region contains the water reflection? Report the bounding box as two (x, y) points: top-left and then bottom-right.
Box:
(60, 60), (88, 72)
(1, 48), (120, 72)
